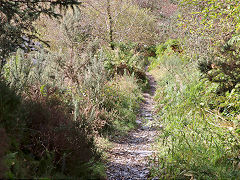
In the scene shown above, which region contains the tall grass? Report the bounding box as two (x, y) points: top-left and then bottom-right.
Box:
(150, 52), (240, 179)
(103, 74), (142, 135)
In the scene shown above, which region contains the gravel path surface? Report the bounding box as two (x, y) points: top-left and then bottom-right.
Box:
(106, 73), (161, 180)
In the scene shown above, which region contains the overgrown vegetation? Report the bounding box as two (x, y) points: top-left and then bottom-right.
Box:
(148, 2), (240, 178)
(149, 46), (240, 179)
(1, 0), (239, 179)
(0, 38), (146, 178)
(0, 1), (151, 178)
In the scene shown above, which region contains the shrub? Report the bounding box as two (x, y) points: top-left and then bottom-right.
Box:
(0, 80), (21, 130)
(178, 0), (240, 95)
(148, 39), (185, 70)
(198, 35), (240, 94)
(149, 47), (240, 179)
(1, 39), (145, 177)
(0, 79), (101, 179)
(102, 75), (142, 134)
(22, 90), (98, 178)
(1, 47), (108, 178)
(103, 44), (148, 82)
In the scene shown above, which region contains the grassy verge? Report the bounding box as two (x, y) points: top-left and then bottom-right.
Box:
(149, 42), (240, 179)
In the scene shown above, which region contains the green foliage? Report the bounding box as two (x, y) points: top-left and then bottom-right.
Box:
(0, 80), (102, 179)
(102, 75), (142, 134)
(148, 39), (185, 70)
(178, 0), (240, 92)
(0, 0), (81, 64)
(178, 0), (240, 123)
(156, 39), (181, 57)
(198, 35), (240, 94)
(180, 0), (240, 34)
(103, 43), (148, 82)
(209, 86), (240, 126)
(3, 49), (46, 91)
(150, 49), (240, 179)
(1, 38), (145, 178)
(0, 80), (21, 130)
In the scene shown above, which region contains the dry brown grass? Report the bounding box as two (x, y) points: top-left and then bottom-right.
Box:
(149, 67), (167, 83)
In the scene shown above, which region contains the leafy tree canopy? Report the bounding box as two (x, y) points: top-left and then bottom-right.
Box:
(179, 0), (240, 45)
(0, 0), (81, 66)
(179, 0), (240, 93)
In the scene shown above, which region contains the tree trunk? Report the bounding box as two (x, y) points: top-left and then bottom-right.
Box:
(107, 0), (114, 50)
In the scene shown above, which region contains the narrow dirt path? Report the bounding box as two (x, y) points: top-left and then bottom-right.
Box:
(106, 73), (160, 179)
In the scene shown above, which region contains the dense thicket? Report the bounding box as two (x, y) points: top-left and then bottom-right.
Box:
(149, 41), (240, 179)
(0, 0), (239, 179)
(179, 0), (240, 93)
(147, 1), (240, 178)
(0, 0), (154, 178)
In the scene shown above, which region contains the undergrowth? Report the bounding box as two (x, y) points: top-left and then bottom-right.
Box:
(149, 41), (240, 179)
(0, 39), (145, 178)
(103, 74), (142, 136)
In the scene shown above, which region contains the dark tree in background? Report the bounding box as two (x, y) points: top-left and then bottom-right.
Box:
(0, 0), (81, 68)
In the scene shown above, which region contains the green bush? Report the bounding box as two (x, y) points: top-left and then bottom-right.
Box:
(102, 74), (142, 135)
(1, 48), (107, 178)
(103, 43), (148, 82)
(0, 78), (103, 179)
(198, 34), (240, 94)
(155, 39), (182, 56)
(148, 39), (185, 70)
(0, 80), (21, 130)
(1, 41), (145, 178)
(150, 49), (240, 179)
(179, 0), (240, 97)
